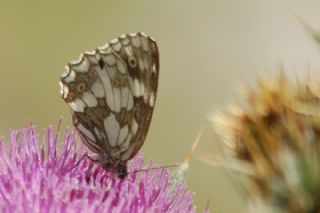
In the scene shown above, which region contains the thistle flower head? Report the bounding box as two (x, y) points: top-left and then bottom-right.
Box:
(212, 73), (320, 212)
(0, 123), (196, 213)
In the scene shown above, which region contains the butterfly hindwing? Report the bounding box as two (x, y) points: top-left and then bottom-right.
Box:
(60, 32), (159, 174)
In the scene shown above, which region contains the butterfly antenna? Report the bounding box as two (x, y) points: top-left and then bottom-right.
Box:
(128, 163), (180, 175)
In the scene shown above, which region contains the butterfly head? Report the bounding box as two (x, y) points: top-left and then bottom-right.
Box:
(98, 154), (128, 179)
(101, 160), (128, 179)
(117, 163), (128, 179)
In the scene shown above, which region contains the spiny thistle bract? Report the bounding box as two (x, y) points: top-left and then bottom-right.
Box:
(0, 123), (197, 213)
(212, 73), (320, 212)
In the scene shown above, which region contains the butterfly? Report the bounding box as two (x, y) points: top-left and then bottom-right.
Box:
(59, 32), (159, 179)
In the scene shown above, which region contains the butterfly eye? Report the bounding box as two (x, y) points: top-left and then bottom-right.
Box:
(128, 57), (137, 68)
(77, 83), (86, 92)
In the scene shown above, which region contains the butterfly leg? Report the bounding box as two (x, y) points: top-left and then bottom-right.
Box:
(86, 153), (99, 162)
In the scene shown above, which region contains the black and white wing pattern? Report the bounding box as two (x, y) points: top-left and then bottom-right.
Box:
(59, 32), (159, 178)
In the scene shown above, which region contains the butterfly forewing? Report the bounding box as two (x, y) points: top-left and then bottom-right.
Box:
(59, 32), (159, 177)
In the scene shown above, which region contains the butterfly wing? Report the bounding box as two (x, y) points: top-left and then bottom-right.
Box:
(60, 32), (159, 166)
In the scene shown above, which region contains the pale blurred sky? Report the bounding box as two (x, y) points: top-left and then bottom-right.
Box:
(0, 0), (320, 212)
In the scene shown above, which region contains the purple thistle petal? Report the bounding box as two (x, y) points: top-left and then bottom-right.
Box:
(0, 124), (198, 213)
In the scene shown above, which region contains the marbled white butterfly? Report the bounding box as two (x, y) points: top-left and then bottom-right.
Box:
(59, 32), (159, 179)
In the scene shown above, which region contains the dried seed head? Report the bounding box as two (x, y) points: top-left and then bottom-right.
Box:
(212, 73), (320, 212)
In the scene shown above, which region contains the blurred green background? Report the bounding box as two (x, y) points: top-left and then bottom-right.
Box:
(1, 0), (320, 212)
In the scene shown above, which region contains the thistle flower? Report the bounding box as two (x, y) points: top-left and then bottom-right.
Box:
(212, 73), (320, 212)
(0, 123), (197, 213)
